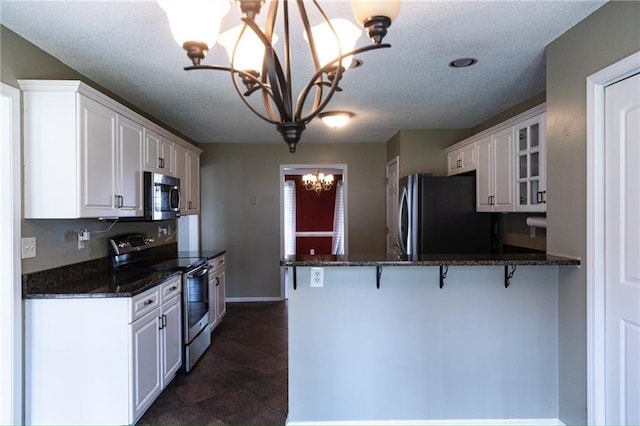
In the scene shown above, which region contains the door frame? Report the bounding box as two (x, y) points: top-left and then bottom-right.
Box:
(1, 82), (23, 425)
(279, 163), (348, 299)
(586, 50), (640, 425)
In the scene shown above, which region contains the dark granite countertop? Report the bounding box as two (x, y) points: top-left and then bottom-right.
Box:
(281, 253), (580, 267)
(24, 269), (182, 299)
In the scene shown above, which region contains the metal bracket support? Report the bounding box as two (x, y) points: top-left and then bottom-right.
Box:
(505, 265), (516, 288)
(376, 266), (382, 289)
(439, 265), (448, 289)
(293, 266), (297, 290)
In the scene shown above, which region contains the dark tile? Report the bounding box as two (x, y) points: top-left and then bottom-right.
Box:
(138, 301), (288, 425)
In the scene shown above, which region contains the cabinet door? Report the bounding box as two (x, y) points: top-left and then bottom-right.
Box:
(161, 295), (182, 385)
(216, 268), (226, 322)
(80, 96), (118, 217)
(492, 127), (514, 212)
(144, 131), (174, 175)
(187, 150), (200, 214)
(160, 137), (175, 175)
(476, 136), (493, 212)
(117, 115), (144, 216)
(515, 113), (546, 212)
(447, 150), (461, 175)
(174, 144), (189, 215)
(208, 266), (219, 332)
(460, 143), (476, 173)
(130, 308), (162, 422)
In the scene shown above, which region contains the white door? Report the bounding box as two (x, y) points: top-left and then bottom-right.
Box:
(476, 136), (493, 211)
(161, 296), (182, 385)
(605, 72), (640, 425)
(386, 157), (399, 255)
(493, 127), (514, 211)
(117, 115), (144, 216)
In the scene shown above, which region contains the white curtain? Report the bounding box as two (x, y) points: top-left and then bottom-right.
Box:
(331, 180), (345, 255)
(283, 180), (296, 256)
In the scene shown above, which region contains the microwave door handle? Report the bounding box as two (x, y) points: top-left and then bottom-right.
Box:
(170, 186), (181, 211)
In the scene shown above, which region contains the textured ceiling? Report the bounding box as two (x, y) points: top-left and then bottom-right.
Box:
(0, 0), (606, 149)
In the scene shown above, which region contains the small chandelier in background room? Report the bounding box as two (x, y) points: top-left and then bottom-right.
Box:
(158, 0), (401, 153)
(302, 170), (335, 194)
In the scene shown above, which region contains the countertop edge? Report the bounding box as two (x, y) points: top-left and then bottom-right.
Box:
(280, 255), (580, 267)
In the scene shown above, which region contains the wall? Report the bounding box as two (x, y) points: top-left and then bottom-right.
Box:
(546, 2), (640, 424)
(387, 129), (472, 177)
(199, 142), (386, 299)
(288, 265), (559, 422)
(0, 26), (183, 274)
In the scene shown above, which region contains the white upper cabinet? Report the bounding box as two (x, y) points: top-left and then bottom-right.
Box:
(446, 103), (546, 213)
(144, 128), (175, 176)
(117, 115), (144, 216)
(19, 80), (199, 219)
(476, 129), (514, 212)
(446, 142), (476, 176)
(173, 142), (201, 216)
(514, 113), (546, 212)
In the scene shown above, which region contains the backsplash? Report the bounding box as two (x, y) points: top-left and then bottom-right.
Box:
(21, 218), (177, 274)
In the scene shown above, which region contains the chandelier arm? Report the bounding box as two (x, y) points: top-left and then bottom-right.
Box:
(240, 17), (294, 120)
(185, 65), (281, 125)
(262, 0), (280, 117)
(296, 0), (326, 117)
(294, 43), (391, 122)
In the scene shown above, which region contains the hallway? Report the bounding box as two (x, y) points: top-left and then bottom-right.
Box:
(139, 302), (288, 425)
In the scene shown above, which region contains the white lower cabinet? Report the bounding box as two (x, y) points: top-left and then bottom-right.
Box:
(208, 254), (226, 332)
(24, 275), (182, 426)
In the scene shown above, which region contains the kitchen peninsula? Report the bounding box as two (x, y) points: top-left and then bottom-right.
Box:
(282, 253), (579, 424)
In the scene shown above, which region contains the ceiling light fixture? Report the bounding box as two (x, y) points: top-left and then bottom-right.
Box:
(158, 0), (400, 153)
(320, 111), (354, 129)
(448, 57), (478, 68)
(302, 170), (335, 194)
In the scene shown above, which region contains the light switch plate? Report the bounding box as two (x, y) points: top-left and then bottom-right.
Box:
(310, 267), (324, 288)
(21, 237), (36, 259)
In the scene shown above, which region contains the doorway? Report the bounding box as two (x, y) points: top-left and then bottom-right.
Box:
(586, 51), (640, 425)
(279, 164), (348, 298)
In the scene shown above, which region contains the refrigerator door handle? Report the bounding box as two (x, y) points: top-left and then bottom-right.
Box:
(398, 186), (409, 255)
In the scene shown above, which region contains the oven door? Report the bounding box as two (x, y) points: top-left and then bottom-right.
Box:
(183, 264), (209, 344)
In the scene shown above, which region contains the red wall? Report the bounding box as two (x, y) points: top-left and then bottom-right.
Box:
(286, 175), (342, 255)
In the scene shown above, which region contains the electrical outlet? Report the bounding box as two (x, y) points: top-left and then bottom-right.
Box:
(530, 226), (536, 238)
(310, 267), (324, 288)
(21, 237), (37, 259)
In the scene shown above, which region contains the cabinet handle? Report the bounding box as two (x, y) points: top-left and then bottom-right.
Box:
(158, 157), (164, 169)
(215, 277), (220, 286)
(158, 316), (163, 330)
(188, 201), (192, 209)
(457, 159), (462, 168)
(143, 299), (154, 306)
(169, 285), (177, 292)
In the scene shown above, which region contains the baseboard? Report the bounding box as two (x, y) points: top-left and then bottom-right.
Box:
(226, 297), (283, 303)
(286, 418), (565, 426)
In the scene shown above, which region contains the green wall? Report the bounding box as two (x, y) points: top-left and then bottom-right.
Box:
(199, 142), (387, 298)
(546, 2), (640, 424)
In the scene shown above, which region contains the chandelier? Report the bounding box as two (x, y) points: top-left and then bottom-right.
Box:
(158, 0), (400, 153)
(302, 170), (335, 194)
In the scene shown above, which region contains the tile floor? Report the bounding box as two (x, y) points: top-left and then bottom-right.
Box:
(139, 301), (288, 425)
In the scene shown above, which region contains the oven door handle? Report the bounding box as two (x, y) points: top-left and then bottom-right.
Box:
(188, 267), (208, 279)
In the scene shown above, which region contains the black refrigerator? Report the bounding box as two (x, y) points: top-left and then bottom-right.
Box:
(398, 174), (493, 255)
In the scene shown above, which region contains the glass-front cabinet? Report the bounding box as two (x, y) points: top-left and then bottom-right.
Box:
(515, 113), (546, 212)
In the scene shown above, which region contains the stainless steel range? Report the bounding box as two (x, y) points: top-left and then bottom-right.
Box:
(108, 234), (211, 372)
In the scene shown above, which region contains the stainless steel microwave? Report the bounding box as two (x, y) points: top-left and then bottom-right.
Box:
(143, 171), (180, 221)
